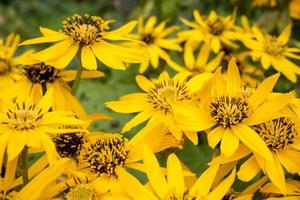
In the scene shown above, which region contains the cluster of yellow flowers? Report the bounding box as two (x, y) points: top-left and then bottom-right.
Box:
(1, 5), (300, 200)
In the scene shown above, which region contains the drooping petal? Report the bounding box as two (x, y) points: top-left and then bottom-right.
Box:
(221, 128), (239, 157)
(167, 154), (185, 199)
(237, 156), (261, 181)
(81, 46), (97, 70)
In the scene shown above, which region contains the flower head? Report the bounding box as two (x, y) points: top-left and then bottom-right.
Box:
(20, 14), (149, 70)
(243, 24), (300, 82)
(129, 16), (183, 73)
(174, 57), (295, 160)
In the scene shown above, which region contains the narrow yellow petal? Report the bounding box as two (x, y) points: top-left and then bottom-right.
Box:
(143, 146), (169, 199)
(207, 127), (224, 148)
(81, 46), (97, 70)
(226, 57), (241, 95)
(190, 164), (220, 197)
(277, 24), (292, 45)
(122, 109), (154, 132)
(91, 43), (126, 70)
(167, 154), (185, 199)
(221, 128), (239, 157)
(7, 132), (26, 161)
(237, 156), (261, 181)
(265, 153), (286, 193)
(233, 124), (273, 161)
(277, 149), (300, 174)
(206, 168), (236, 200)
(136, 75), (154, 92)
(211, 37), (221, 53)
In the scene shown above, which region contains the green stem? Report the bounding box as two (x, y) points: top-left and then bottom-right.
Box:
(20, 147), (29, 186)
(72, 64), (83, 95)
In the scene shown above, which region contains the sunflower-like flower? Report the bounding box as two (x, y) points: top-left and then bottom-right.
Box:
(0, 33), (31, 88)
(5, 58), (105, 118)
(179, 10), (239, 53)
(118, 147), (235, 200)
(20, 14), (149, 70)
(70, 127), (173, 195)
(129, 16), (184, 73)
(242, 24), (300, 82)
(0, 88), (85, 165)
(174, 58), (295, 160)
(106, 71), (213, 144)
(171, 42), (224, 75)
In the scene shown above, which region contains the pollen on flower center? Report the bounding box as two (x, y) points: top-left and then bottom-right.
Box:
(24, 63), (61, 84)
(5, 103), (43, 131)
(65, 184), (98, 200)
(209, 95), (251, 128)
(252, 117), (297, 152)
(53, 131), (86, 159)
(265, 37), (285, 56)
(207, 18), (224, 35)
(147, 80), (189, 113)
(62, 14), (107, 45)
(79, 134), (130, 177)
(142, 33), (155, 44)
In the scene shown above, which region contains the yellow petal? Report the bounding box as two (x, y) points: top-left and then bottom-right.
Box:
(233, 124), (273, 161)
(136, 75), (154, 92)
(226, 57), (241, 95)
(207, 127), (224, 148)
(81, 46), (97, 70)
(167, 154), (185, 199)
(211, 37), (221, 53)
(261, 54), (272, 69)
(190, 164), (219, 197)
(221, 128), (239, 157)
(237, 156), (261, 181)
(277, 149), (300, 174)
(106, 94), (148, 113)
(277, 24), (292, 45)
(118, 168), (158, 200)
(265, 153), (286, 193)
(105, 21), (137, 37)
(91, 43), (126, 70)
(122, 109), (154, 132)
(143, 146), (169, 199)
(247, 73), (279, 108)
(7, 132), (26, 161)
(206, 168), (236, 200)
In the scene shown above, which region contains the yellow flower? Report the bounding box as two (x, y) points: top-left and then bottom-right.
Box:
(5, 59), (105, 119)
(174, 57), (295, 160)
(129, 16), (184, 73)
(243, 24), (300, 82)
(70, 126), (172, 195)
(118, 147), (236, 200)
(0, 33), (31, 88)
(172, 42), (224, 75)
(211, 108), (300, 193)
(106, 71), (212, 144)
(20, 14), (148, 70)
(289, 0), (300, 20)
(0, 88), (84, 165)
(179, 10), (239, 53)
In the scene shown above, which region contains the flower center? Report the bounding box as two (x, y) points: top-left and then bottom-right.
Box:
(210, 95), (251, 128)
(141, 33), (155, 44)
(147, 80), (189, 113)
(65, 184), (98, 200)
(252, 117), (297, 152)
(207, 18), (224, 35)
(5, 103), (43, 131)
(265, 37), (285, 56)
(62, 14), (107, 45)
(79, 134), (130, 177)
(53, 132), (86, 159)
(24, 63), (60, 84)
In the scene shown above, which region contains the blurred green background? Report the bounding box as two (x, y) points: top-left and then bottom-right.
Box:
(1, 0), (300, 195)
